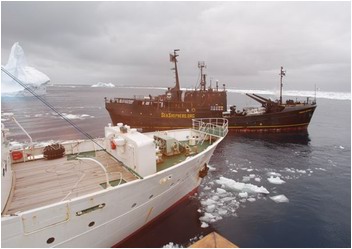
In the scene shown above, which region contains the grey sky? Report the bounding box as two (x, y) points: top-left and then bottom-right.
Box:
(1, 1), (351, 92)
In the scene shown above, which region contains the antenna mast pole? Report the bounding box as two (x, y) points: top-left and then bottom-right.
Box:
(279, 66), (286, 105)
(198, 61), (206, 91)
(172, 49), (180, 91)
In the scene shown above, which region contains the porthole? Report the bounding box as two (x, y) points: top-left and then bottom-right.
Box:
(131, 203), (137, 208)
(47, 237), (55, 244)
(88, 221), (95, 227)
(149, 194), (154, 199)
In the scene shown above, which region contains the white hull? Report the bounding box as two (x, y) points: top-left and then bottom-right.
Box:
(2, 119), (227, 247)
(2, 143), (216, 247)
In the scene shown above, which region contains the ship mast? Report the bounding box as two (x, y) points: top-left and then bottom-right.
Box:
(170, 49), (180, 92)
(198, 61), (206, 91)
(279, 66), (286, 105)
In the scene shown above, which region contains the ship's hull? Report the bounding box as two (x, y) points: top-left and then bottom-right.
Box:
(1, 137), (218, 248)
(106, 102), (316, 132)
(227, 105), (316, 132)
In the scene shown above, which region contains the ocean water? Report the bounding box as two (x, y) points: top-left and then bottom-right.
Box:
(1, 85), (351, 248)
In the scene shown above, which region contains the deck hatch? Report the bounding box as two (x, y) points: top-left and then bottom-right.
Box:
(21, 203), (69, 234)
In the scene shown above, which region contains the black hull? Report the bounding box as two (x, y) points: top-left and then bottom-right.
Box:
(106, 102), (316, 133)
(227, 105), (316, 132)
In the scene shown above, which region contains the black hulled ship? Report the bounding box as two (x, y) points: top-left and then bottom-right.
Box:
(105, 50), (316, 132)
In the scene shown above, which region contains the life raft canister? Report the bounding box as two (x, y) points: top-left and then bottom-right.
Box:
(43, 143), (65, 160)
(11, 151), (23, 161)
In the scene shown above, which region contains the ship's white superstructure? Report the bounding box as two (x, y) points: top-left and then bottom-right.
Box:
(1, 118), (227, 247)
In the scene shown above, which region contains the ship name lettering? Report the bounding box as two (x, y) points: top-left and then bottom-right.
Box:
(160, 113), (195, 119)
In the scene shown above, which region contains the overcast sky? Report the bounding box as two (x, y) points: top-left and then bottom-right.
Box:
(1, 1), (351, 92)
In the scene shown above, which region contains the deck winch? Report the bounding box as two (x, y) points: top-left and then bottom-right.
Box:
(154, 134), (181, 156)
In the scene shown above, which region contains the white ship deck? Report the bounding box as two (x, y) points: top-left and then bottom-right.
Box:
(3, 151), (138, 215)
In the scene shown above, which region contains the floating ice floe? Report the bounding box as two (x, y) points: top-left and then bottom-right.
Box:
(215, 176), (270, 194)
(315, 167), (327, 171)
(2, 42), (50, 96)
(267, 176), (286, 184)
(216, 188), (227, 194)
(285, 168), (296, 173)
(238, 192), (248, 198)
(267, 172), (282, 177)
(62, 113), (94, 120)
(200, 222), (209, 228)
(270, 194), (289, 203)
(162, 242), (182, 248)
(91, 82), (115, 88)
(208, 165), (217, 171)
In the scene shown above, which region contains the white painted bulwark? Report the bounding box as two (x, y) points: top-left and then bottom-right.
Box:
(1, 118), (228, 247)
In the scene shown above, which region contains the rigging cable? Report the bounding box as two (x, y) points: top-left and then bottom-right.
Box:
(1, 66), (106, 151)
(2, 66), (143, 179)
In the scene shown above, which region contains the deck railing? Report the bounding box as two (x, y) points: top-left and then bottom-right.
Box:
(192, 118), (228, 138)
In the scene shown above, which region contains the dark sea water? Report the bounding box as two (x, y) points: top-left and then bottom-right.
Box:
(1, 85), (351, 248)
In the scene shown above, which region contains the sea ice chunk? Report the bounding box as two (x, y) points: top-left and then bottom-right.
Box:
(242, 176), (251, 182)
(199, 212), (221, 223)
(163, 242), (181, 248)
(267, 176), (286, 184)
(216, 188), (227, 194)
(200, 222), (209, 228)
(201, 198), (217, 206)
(270, 194), (289, 203)
(208, 165), (217, 171)
(267, 172), (282, 177)
(206, 204), (216, 213)
(215, 177), (269, 194)
(238, 192), (248, 198)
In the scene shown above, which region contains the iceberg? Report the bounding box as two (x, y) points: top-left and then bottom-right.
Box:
(1, 42), (50, 96)
(91, 82), (115, 88)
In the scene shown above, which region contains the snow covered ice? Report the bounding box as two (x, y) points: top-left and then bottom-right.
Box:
(2, 42), (50, 96)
